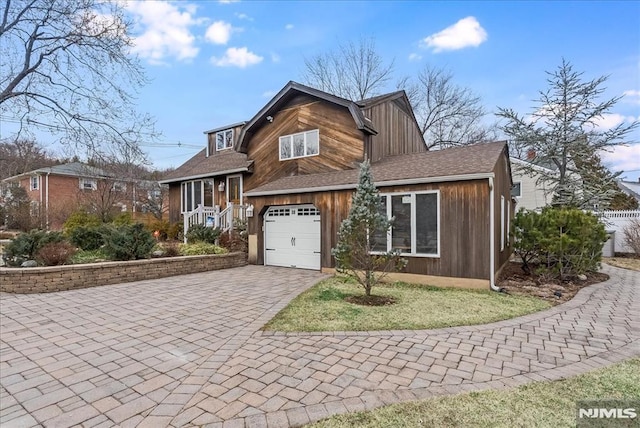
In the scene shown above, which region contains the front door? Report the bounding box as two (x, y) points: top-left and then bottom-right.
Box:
(226, 175), (242, 206)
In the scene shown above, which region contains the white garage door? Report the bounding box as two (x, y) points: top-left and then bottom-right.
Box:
(264, 205), (321, 270)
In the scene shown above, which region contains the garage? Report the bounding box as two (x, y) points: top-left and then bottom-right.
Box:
(264, 205), (321, 270)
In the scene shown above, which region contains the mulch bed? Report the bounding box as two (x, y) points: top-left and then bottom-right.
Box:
(497, 261), (609, 305)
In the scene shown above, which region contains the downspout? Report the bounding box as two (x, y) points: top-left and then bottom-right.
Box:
(45, 173), (50, 230)
(489, 176), (501, 292)
(39, 174), (43, 228)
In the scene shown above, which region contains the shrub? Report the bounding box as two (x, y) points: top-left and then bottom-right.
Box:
(112, 212), (133, 226)
(102, 223), (155, 261)
(160, 242), (181, 257)
(219, 230), (247, 252)
(36, 242), (76, 266)
(186, 224), (221, 244)
(623, 218), (640, 256)
(4, 230), (66, 266)
(179, 242), (228, 256)
(71, 248), (108, 264)
(63, 211), (101, 235)
(512, 207), (607, 279)
(69, 225), (110, 251)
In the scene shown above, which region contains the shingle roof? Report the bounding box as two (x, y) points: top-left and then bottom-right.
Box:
(160, 150), (253, 183)
(1, 162), (109, 182)
(245, 141), (507, 196)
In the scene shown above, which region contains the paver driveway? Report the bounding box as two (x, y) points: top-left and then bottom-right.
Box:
(1, 265), (639, 427)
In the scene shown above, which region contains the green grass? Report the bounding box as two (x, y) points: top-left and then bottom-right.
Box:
(309, 359), (640, 428)
(262, 277), (551, 332)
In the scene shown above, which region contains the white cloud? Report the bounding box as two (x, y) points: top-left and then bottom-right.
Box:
(205, 20), (233, 45)
(623, 89), (640, 104)
(601, 144), (640, 175)
(235, 12), (252, 21)
(592, 113), (629, 130)
(421, 16), (487, 53)
(128, 1), (200, 64)
(211, 47), (263, 68)
(408, 53), (422, 62)
(285, 24), (294, 30)
(262, 90), (277, 98)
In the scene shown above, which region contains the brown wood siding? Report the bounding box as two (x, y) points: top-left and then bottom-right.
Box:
(243, 100), (365, 191)
(247, 179), (490, 280)
(363, 101), (426, 162)
(168, 184), (181, 224)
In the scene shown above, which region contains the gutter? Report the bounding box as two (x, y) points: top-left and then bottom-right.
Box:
(158, 166), (250, 184)
(488, 176), (501, 292)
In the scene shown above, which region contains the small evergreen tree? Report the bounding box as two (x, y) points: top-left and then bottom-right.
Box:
(332, 161), (406, 296)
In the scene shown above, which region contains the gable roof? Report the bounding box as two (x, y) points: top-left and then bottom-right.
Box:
(1, 162), (109, 182)
(245, 141), (507, 196)
(236, 81), (378, 152)
(159, 150), (253, 184)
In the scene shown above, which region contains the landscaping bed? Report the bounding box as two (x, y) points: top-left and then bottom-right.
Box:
(497, 261), (610, 304)
(0, 252), (247, 293)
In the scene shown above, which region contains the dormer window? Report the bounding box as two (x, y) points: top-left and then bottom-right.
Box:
(279, 129), (319, 160)
(216, 129), (234, 151)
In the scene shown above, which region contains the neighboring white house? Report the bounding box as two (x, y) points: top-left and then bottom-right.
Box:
(510, 158), (555, 212)
(618, 179), (640, 203)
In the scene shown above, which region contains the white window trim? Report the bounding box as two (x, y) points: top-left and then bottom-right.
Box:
(279, 129), (320, 161)
(512, 181), (522, 198)
(79, 178), (97, 190)
(216, 129), (234, 151)
(500, 195), (505, 251)
(30, 175), (39, 191)
(372, 190), (440, 258)
(181, 179), (216, 213)
(507, 199), (511, 247)
(112, 182), (127, 192)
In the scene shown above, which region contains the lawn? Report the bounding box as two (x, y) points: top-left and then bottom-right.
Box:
(604, 257), (640, 272)
(262, 277), (551, 332)
(308, 358), (640, 428)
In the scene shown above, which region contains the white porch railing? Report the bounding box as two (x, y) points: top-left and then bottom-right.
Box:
(183, 203), (246, 242)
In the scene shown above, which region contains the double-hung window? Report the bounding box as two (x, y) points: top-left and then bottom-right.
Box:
(80, 178), (97, 190)
(30, 176), (39, 190)
(216, 129), (234, 151)
(279, 129), (319, 160)
(373, 191), (440, 257)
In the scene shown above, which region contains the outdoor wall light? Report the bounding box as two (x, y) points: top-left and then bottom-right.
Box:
(246, 204), (254, 217)
(218, 181), (225, 192)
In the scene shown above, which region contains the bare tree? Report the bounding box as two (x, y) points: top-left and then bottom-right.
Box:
(399, 65), (496, 150)
(303, 37), (394, 101)
(0, 138), (58, 179)
(497, 59), (639, 209)
(0, 0), (156, 157)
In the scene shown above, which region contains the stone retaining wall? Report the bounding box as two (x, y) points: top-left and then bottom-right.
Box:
(0, 252), (247, 293)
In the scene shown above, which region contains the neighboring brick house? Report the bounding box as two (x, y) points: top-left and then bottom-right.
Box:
(1, 162), (167, 230)
(162, 81), (515, 289)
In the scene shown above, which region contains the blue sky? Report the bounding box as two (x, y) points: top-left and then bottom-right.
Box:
(13, 1), (640, 179)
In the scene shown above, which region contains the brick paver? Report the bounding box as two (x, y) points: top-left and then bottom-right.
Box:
(1, 264), (638, 427)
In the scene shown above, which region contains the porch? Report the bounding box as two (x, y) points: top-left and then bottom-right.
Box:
(183, 203), (251, 242)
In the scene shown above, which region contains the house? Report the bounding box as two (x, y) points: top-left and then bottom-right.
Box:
(1, 162), (167, 230)
(161, 81), (514, 289)
(510, 157), (555, 212)
(618, 179), (640, 203)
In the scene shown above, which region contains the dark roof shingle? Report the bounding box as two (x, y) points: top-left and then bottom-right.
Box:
(245, 141), (507, 196)
(160, 150), (253, 183)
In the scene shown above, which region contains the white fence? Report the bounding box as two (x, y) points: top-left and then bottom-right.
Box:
(599, 210), (640, 254)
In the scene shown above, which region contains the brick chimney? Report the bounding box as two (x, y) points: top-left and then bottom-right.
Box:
(526, 149), (536, 161)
